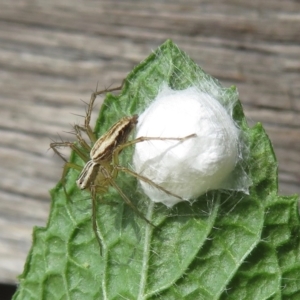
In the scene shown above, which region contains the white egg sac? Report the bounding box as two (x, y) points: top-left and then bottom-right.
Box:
(133, 85), (243, 207)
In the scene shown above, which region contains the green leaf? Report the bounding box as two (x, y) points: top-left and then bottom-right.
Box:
(13, 40), (300, 300)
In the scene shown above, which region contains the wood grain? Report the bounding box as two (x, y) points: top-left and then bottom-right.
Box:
(0, 0), (299, 284)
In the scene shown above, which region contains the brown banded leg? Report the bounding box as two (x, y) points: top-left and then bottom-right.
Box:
(89, 182), (118, 255)
(109, 133), (196, 184)
(73, 124), (95, 148)
(50, 141), (90, 162)
(50, 141), (88, 203)
(99, 165), (156, 227)
(114, 165), (184, 201)
(84, 83), (124, 142)
(113, 133), (197, 159)
(110, 133), (196, 200)
(50, 141), (71, 163)
(55, 161), (84, 204)
(90, 184), (105, 255)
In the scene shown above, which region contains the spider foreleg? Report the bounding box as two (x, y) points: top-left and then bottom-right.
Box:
(90, 185), (104, 255)
(84, 83), (124, 142)
(112, 133), (196, 160)
(99, 165), (155, 227)
(50, 141), (90, 162)
(115, 166), (184, 201)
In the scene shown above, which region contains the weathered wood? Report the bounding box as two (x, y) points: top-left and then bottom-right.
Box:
(0, 0), (299, 284)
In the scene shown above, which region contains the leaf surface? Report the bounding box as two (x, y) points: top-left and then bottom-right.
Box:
(13, 40), (300, 300)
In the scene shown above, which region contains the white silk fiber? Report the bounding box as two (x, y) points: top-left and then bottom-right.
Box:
(133, 84), (250, 207)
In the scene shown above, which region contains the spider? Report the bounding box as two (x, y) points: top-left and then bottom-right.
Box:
(50, 84), (195, 254)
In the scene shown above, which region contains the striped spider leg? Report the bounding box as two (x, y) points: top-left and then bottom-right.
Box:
(50, 86), (196, 254)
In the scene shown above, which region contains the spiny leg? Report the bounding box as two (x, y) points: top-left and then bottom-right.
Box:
(99, 165), (156, 227)
(111, 133), (196, 198)
(115, 165), (184, 201)
(57, 161), (83, 204)
(90, 185), (105, 255)
(60, 161), (82, 186)
(89, 181), (119, 255)
(50, 141), (88, 203)
(73, 124), (94, 150)
(50, 141), (70, 163)
(84, 83), (124, 142)
(50, 141), (90, 162)
(113, 133), (197, 159)
(110, 134), (196, 202)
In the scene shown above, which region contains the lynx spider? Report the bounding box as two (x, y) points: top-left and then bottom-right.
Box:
(50, 84), (195, 254)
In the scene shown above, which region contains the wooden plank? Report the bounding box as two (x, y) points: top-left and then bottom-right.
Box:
(0, 0), (299, 284)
